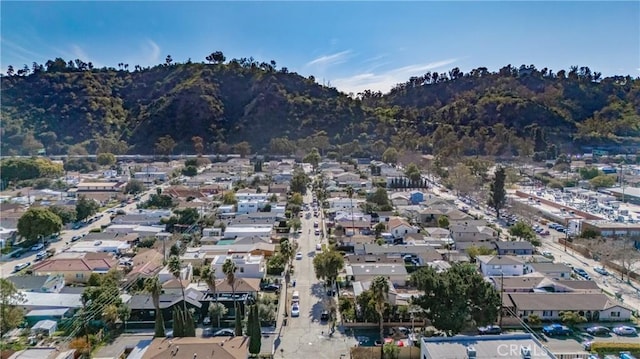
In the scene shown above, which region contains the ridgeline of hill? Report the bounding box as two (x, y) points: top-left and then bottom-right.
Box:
(1, 57), (639, 160)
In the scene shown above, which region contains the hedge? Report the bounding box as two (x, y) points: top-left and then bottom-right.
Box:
(591, 342), (640, 355)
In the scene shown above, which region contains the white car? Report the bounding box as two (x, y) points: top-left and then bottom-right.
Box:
(613, 325), (637, 336)
(31, 243), (44, 251)
(316, 243), (322, 251)
(295, 252), (303, 260)
(291, 304), (300, 317)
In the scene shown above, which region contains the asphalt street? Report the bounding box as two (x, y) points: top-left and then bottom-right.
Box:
(276, 188), (356, 359)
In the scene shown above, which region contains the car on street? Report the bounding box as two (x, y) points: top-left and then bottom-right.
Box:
(320, 310), (330, 321)
(31, 243), (44, 251)
(541, 251), (554, 259)
(477, 325), (502, 335)
(212, 328), (235, 337)
(313, 222), (319, 228)
(593, 267), (609, 276)
(291, 304), (300, 317)
(295, 252), (303, 260)
(13, 262), (30, 272)
(542, 324), (572, 336)
(35, 251), (48, 261)
(586, 326), (610, 336)
(613, 326), (637, 336)
(10, 248), (26, 258)
(316, 243), (322, 251)
(71, 235), (82, 242)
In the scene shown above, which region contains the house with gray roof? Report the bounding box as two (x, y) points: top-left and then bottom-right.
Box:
(345, 263), (408, 286)
(494, 240), (535, 255)
(477, 255), (524, 277)
(6, 274), (65, 293)
(524, 262), (572, 279)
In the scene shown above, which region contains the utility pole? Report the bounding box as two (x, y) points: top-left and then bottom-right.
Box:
(499, 271), (504, 327)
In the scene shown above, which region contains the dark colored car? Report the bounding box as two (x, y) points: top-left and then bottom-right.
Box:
(478, 325), (502, 335)
(542, 324), (572, 336)
(212, 328), (235, 337)
(320, 310), (330, 321)
(261, 284), (280, 292)
(586, 326), (610, 336)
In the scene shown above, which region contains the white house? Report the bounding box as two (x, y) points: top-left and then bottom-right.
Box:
(210, 254), (265, 280)
(387, 217), (419, 239)
(223, 226), (272, 241)
(345, 264), (408, 286)
(476, 255), (524, 277)
(67, 240), (130, 254)
(236, 192), (270, 202)
(327, 197), (361, 210)
(237, 200), (269, 214)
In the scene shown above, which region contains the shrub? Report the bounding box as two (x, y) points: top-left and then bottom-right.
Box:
(590, 342), (640, 355)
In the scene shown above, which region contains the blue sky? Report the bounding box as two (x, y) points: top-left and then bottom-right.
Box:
(2, 1), (639, 94)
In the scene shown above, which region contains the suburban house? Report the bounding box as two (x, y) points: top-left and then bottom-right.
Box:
(19, 292), (83, 312)
(223, 226), (273, 241)
(126, 248), (165, 281)
(524, 263), (573, 279)
(345, 263), (409, 286)
(210, 254), (265, 280)
(67, 239), (130, 254)
(126, 289), (203, 324)
(31, 252), (118, 284)
(327, 197), (361, 210)
(139, 337), (249, 359)
(333, 172), (363, 187)
(388, 217), (419, 240)
(490, 274), (602, 293)
(476, 255), (524, 277)
(76, 182), (121, 192)
(449, 223), (496, 242)
(493, 241), (535, 256)
(504, 292), (633, 322)
(424, 227), (451, 239)
(6, 275), (66, 293)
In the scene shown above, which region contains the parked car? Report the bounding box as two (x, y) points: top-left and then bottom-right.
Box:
(212, 328), (235, 337)
(613, 326), (637, 336)
(291, 304), (300, 317)
(71, 235), (82, 242)
(31, 243), (44, 251)
(541, 251), (554, 259)
(542, 324), (572, 336)
(478, 325), (502, 335)
(316, 243), (322, 251)
(260, 284), (281, 292)
(35, 251), (47, 261)
(320, 310), (330, 321)
(202, 316), (211, 325)
(586, 326), (610, 336)
(13, 262), (30, 272)
(10, 248), (25, 258)
(593, 267), (609, 276)
(295, 252), (303, 260)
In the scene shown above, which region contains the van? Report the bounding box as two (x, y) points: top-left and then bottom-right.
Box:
(292, 291), (300, 303)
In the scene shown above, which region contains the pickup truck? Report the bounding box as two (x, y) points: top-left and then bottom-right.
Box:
(542, 324), (572, 336)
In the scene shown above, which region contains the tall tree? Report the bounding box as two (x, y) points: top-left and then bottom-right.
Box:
(17, 207), (62, 243)
(192, 136), (204, 155)
(168, 255), (188, 313)
(155, 135), (176, 157)
(76, 195), (99, 222)
(144, 277), (165, 337)
(223, 259), (242, 336)
(234, 141), (251, 158)
(208, 302), (228, 329)
(370, 276), (389, 356)
(303, 148), (321, 170)
(0, 279), (26, 334)
(312, 249), (345, 292)
(487, 166), (507, 218)
(248, 305), (262, 355)
(382, 147), (399, 164)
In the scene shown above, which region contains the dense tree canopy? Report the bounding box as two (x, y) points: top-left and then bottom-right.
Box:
(17, 207), (63, 243)
(411, 264), (501, 335)
(2, 59), (637, 157)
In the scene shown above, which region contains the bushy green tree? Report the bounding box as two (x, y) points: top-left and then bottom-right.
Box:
(76, 195), (99, 222)
(17, 207), (63, 243)
(0, 279), (26, 334)
(96, 152), (116, 166)
(487, 166), (506, 218)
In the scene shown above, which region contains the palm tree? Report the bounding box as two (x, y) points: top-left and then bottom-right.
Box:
(370, 276), (389, 356)
(222, 259), (241, 334)
(208, 302), (228, 328)
(144, 276), (165, 337)
(346, 185), (355, 238)
(201, 265), (217, 302)
(102, 304), (119, 330)
(168, 255), (187, 313)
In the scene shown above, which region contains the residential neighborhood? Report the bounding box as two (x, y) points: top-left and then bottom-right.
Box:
(1, 153), (639, 359)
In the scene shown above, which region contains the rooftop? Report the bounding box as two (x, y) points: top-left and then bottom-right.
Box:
(141, 337), (249, 359)
(421, 334), (556, 359)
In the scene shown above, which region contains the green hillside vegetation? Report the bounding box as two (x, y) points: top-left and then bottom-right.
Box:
(2, 55), (638, 162)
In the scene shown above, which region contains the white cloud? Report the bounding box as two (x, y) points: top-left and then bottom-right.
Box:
(71, 45), (89, 61)
(1, 37), (48, 61)
(306, 50), (352, 67)
(145, 39), (161, 63)
(332, 58), (459, 94)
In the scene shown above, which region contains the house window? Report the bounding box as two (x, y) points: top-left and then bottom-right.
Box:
(542, 311), (553, 317)
(76, 273), (84, 279)
(240, 267), (244, 273)
(611, 311), (620, 317)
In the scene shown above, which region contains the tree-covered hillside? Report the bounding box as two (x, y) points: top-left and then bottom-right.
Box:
(2, 56), (638, 160)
